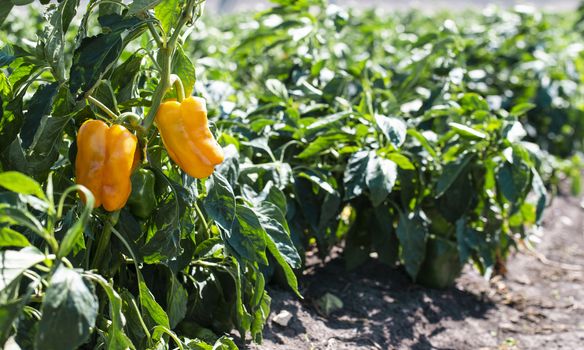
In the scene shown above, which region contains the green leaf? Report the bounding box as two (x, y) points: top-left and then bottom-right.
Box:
(137, 174), (182, 263)
(0, 96), (24, 154)
(510, 103), (536, 117)
(120, 291), (148, 346)
(228, 205), (268, 265)
(459, 93), (490, 112)
(386, 153), (415, 170)
(0, 72), (10, 97)
(455, 218), (494, 272)
(449, 122), (487, 140)
(110, 53), (144, 103)
(12, 91), (75, 180)
(0, 3), (13, 26)
(0, 227), (30, 248)
(222, 258), (252, 336)
(97, 13), (143, 32)
(184, 339), (213, 350)
(503, 121), (527, 143)
(36, 266), (98, 350)
(530, 169), (547, 224)
(128, 0), (162, 14)
(266, 79), (289, 101)
(215, 144), (240, 187)
(0, 299), (26, 346)
(8, 60), (35, 90)
(257, 203), (300, 295)
(250, 292), (271, 343)
(29, 88), (76, 158)
(296, 170), (335, 195)
(437, 170), (473, 222)
(204, 173), (236, 231)
(416, 237), (462, 288)
(366, 153), (397, 206)
(172, 45), (196, 97)
(375, 115), (407, 148)
(435, 153), (474, 197)
(139, 280), (170, 329)
(396, 211), (428, 280)
(0, 46), (15, 69)
(166, 273), (187, 328)
(141, 220), (181, 264)
(316, 293), (343, 316)
(407, 129), (437, 158)
(497, 160), (531, 203)
(455, 218), (473, 266)
(20, 83), (59, 149)
(242, 182), (288, 213)
(297, 133), (351, 159)
(305, 112), (350, 137)
(213, 336), (239, 350)
(37, 0), (77, 82)
(0, 172), (46, 200)
(58, 199), (93, 259)
(155, 0), (184, 36)
(69, 33), (124, 97)
(87, 273), (135, 350)
(322, 75), (348, 100)
(92, 80), (119, 115)
(243, 137), (275, 160)
(372, 204), (399, 266)
(59, 0), (79, 33)
(343, 151), (369, 200)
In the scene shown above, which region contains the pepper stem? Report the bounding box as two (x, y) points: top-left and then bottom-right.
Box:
(87, 95), (118, 121)
(142, 0), (198, 131)
(170, 74), (186, 102)
(92, 211), (120, 271)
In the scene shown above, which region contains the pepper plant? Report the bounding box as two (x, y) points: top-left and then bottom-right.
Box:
(187, 0), (567, 287)
(0, 0), (300, 349)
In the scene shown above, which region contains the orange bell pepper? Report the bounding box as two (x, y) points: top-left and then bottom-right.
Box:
(75, 120), (138, 211)
(155, 96), (224, 178)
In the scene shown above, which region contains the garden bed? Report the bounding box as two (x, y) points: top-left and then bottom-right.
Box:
(250, 193), (584, 350)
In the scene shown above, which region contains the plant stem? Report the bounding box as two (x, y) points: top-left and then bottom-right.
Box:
(142, 0), (198, 132)
(193, 200), (210, 240)
(170, 74), (186, 102)
(147, 21), (164, 47)
(92, 211), (120, 270)
(87, 95), (118, 121)
(142, 46), (172, 131)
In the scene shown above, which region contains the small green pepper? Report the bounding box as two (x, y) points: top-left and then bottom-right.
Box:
(127, 168), (156, 219)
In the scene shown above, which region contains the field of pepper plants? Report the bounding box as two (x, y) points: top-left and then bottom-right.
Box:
(0, 0), (583, 349)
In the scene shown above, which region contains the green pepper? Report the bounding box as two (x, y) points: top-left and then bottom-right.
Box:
(127, 168), (156, 219)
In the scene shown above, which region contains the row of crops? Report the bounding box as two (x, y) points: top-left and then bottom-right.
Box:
(0, 0), (583, 349)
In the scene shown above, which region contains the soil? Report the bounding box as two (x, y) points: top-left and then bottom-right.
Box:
(245, 193), (584, 350)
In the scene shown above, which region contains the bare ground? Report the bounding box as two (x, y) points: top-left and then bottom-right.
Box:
(245, 193), (584, 350)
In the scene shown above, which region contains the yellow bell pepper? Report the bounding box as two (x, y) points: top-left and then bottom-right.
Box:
(75, 120), (138, 211)
(155, 96), (224, 178)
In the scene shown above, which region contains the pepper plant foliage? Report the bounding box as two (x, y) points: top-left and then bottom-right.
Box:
(0, 0), (300, 349)
(1, 0), (583, 349)
(187, 0), (583, 287)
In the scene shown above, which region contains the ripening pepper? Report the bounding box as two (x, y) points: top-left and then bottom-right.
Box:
(127, 168), (157, 219)
(155, 96), (224, 178)
(75, 120), (138, 211)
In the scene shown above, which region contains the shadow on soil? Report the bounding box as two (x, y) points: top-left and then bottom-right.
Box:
(257, 255), (494, 349)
